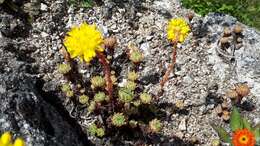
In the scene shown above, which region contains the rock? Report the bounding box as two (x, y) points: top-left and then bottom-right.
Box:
(23, 1), (41, 17)
(40, 32), (48, 38)
(0, 11), (28, 38)
(0, 0), (259, 145)
(0, 14), (13, 37)
(0, 36), (12, 48)
(178, 118), (186, 131)
(40, 3), (48, 11)
(12, 0), (24, 6)
(146, 35), (153, 41)
(191, 18), (208, 38)
(175, 131), (184, 139)
(0, 39), (91, 146)
(0, 84), (5, 93)
(102, 0), (114, 19)
(99, 25), (109, 37)
(206, 14), (260, 98)
(140, 42), (150, 56)
(182, 75), (193, 85)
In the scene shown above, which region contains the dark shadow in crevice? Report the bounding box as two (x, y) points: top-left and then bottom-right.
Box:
(4, 45), (36, 63)
(0, 1), (32, 38)
(205, 84), (223, 107)
(110, 132), (195, 146)
(101, 0), (149, 29)
(157, 102), (190, 118)
(111, 52), (129, 80)
(157, 9), (172, 19)
(93, 0), (104, 6)
(98, 101), (192, 145)
(237, 100), (256, 112)
(139, 73), (160, 85)
(35, 78), (94, 146)
(66, 60), (86, 85)
(16, 94), (54, 136)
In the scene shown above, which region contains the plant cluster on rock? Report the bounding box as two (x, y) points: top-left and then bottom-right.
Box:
(59, 22), (174, 141)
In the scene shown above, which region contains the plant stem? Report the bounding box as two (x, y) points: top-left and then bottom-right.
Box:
(160, 42), (177, 90)
(97, 52), (113, 99)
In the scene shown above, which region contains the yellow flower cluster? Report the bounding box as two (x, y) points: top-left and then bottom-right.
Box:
(64, 23), (104, 63)
(0, 132), (25, 146)
(167, 18), (190, 43)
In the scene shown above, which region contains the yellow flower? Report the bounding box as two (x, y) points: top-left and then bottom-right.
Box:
(167, 18), (190, 43)
(0, 132), (26, 146)
(13, 138), (25, 146)
(64, 23), (104, 62)
(0, 132), (12, 146)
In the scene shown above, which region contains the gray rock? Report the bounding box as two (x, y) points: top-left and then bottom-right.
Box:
(23, 0), (41, 17)
(140, 42), (150, 56)
(1, 0), (259, 145)
(0, 49), (91, 146)
(178, 118), (187, 131)
(40, 3), (48, 11)
(0, 0), (95, 145)
(0, 84), (6, 93)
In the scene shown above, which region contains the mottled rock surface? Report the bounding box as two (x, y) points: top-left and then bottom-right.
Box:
(0, 0), (259, 145)
(0, 36), (92, 146)
(0, 1), (91, 146)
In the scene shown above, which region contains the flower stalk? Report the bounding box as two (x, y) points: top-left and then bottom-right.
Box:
(97, 52), (113, 99)
(160, 41), (177, 90)
(160, 18), (190, 91)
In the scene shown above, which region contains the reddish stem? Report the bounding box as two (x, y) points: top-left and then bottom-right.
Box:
(97, 52), (113, 99)
(160, 42), (177, 90)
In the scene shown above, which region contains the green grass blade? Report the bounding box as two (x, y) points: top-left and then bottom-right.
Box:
(242, 117), (252, 131)
(230, 107), (242, 132)
(211, 123), (231, 143)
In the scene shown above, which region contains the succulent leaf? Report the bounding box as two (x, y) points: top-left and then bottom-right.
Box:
(129, 50), (143, 63)
(91, 76), (105, 88)
(88, 101), (96, 113)
(118, 88), (134, 103)
(149, 119), (162, 133)
(88, 123), (97, 136)
(96, 128), (105, 137)
(61, 83), (71, 92)
(139, 92), (152, 104)
(79, 95), (89, 105)
(125, 81), (137, 91)
(127, 71), (138, 81)
(94, 92), (106, 103)
(111, 113), (126, 127)
(57, 63), (71, 74)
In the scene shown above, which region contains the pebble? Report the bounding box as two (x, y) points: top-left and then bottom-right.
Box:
(146, 35), (153, 41)
(40, 32), (49, 38)
(140, 42), (150, 56)
(182, 75), (193, 85)
(175, 131), (184, 138)
(178, 118), (187, 131)
(99, 25), (109, 37)
(41, 3), (48, 11)
(0, 85), (6, 94)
